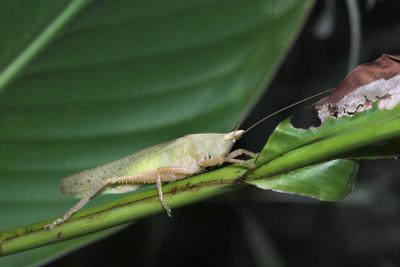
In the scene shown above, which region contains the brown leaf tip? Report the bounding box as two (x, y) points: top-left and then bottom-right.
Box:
(315, 54), (400, 122)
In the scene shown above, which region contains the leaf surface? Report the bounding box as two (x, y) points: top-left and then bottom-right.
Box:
(0, 0), (314, 264)
(248, 159), (358, 201)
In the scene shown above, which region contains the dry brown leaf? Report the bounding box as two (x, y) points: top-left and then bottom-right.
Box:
(315, 54), (400, 122)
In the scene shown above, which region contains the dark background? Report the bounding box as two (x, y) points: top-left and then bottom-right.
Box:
(50, 1), (400, 266)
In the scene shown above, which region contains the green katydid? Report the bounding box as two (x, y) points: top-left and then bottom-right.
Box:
(44, 89), (332, 231)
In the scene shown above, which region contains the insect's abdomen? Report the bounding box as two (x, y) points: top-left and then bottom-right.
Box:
(60, 156), (134, 198)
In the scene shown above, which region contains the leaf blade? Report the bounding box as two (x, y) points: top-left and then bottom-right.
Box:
(0, 0), (314, 264)
(0, 0), (91, 91)
(248, 159), (358, 201)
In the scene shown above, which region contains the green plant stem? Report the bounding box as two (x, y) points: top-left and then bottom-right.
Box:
(1, 111), (400, 256)
(0, 167), (247, 256)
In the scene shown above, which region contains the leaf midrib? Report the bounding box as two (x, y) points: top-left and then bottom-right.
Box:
(0, 0), (91, 93)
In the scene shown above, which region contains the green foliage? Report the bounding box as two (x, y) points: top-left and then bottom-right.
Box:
(0, 0), (313, 265)
(248, 103), (400, 199)
(248, 160), (358, 201)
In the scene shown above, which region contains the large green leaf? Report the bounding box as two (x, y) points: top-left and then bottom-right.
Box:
(0, 0), (314, 264)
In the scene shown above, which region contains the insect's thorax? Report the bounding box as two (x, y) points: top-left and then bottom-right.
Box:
(123, 133), (235, 176)
(184, 133), (236, 159)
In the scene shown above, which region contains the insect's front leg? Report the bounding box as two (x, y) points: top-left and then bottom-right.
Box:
(198, 149), (257, 169)
(225, 149), (258, 159)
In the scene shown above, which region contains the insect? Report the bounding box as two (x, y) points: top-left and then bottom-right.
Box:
(44, 89), (332, 231)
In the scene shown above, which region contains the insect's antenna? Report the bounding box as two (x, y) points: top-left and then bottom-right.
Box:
(233, 47), (272, 131)
(244, 88), (334, 133)
(233, 76), (262, 131)
(233, 0), (279, 132)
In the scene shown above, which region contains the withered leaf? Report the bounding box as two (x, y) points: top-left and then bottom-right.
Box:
(315, 54), (400, 122)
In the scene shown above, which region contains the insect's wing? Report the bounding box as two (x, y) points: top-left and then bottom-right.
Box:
(60, 140), (174, 197)
(60, 155), (136, 197)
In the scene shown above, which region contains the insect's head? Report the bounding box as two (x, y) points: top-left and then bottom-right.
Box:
(223, 130), (245, 142)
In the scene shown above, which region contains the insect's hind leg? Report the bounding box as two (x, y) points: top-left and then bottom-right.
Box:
(156, 167), (194, 217)
(44, 167), (193, 230)
(44, 180), (108, 230)
(45, 175), (146, 230)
